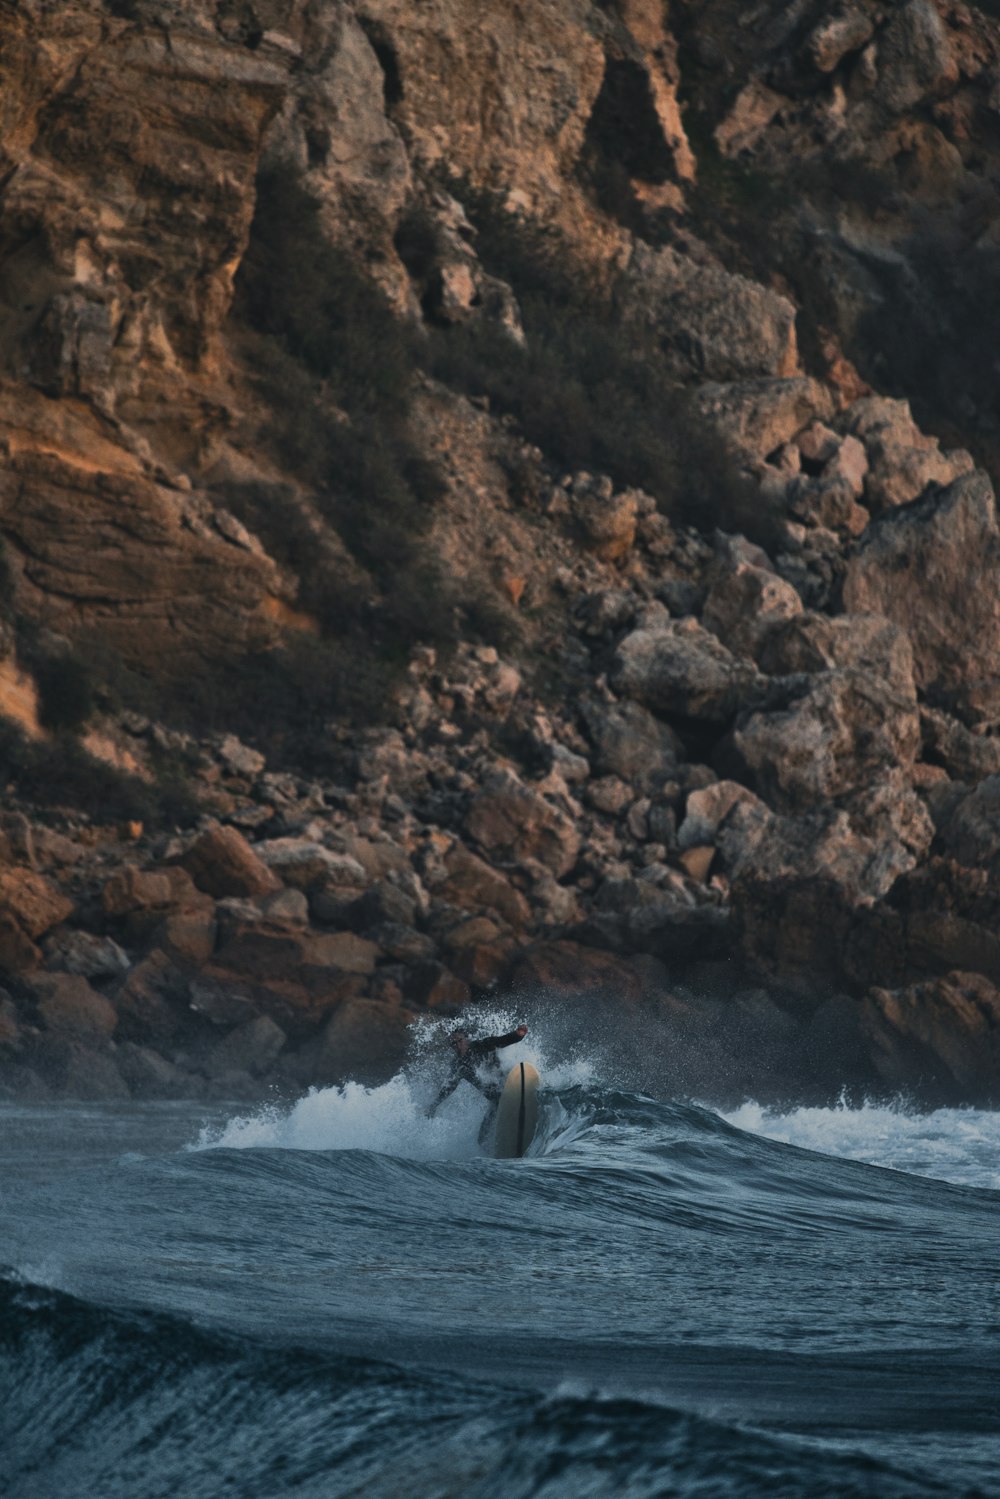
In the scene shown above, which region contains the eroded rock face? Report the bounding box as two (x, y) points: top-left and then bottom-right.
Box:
(861, 971), (1000, 1106)
(843, 471), (1000, 696)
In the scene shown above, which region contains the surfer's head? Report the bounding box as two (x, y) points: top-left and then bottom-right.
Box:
(449, 1026), (470, 1055)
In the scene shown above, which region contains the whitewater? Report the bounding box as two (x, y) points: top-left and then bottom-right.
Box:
(2, 1013), (998, 1497)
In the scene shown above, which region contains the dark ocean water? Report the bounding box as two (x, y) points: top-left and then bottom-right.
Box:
(2, 1022), (999, 1498)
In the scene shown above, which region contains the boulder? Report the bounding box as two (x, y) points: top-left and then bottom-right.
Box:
(804, 8), (875, 73)
(611, 617), (765, 723)
(677, 780), (767, 852)
(701, 561), (803, 661)
(506, 940), (646, 1003)
(32, 972), (117, 1040)
(466, 769), (580, 877)
(621, 244), (799, 381)
(179, 822), (280, 899)
(102, 865), (203, 919)
(207, 1015), (286, 1078)
(28, 1037), (130, 1101)
(846, 396), (973, 513)
(877, 0), (959, 115)
(843, 471), (1000, 696)
(431, 841), (531, 929)
(256, 838), (367, 890)
(938, 776), (1000, 870)
(311, 1000), (415, 1085)
(691, 378), (832, 465)
(919, 707), (1000, 784)
(42, 930), (130, 981)
(117, 1042), (194, 1098)
(578, 696), (682, 792)
(0, 868), (73, 939)
(733, 670), (920, 811)
(860, 972), (1000, 1106)
(758, 612), (916, 698)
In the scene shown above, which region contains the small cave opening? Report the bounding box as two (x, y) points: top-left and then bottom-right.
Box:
(585, 58), (676, 186)
(360, 21), (404, 109)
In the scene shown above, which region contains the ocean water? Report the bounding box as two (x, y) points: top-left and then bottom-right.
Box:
(2, 1016), (999, 1498)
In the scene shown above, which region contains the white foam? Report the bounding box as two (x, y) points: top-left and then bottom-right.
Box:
(724, 1098), (1000, 1191)
(194, 1008), (601, 1161)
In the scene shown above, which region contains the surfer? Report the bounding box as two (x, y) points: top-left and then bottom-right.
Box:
(429, 1024), (528, 1122)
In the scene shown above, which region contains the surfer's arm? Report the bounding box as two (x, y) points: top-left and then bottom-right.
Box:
(470, 1025), (528, 1055)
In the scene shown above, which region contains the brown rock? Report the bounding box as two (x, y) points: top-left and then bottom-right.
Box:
(759, 613), (916, 699)
(861, 972), (1000, 1105)
(179, 823), (281, 900)
(434, 842), (532, 930)
(679, 847), (715, 883)
(206, 1016), (287, 1079)
(701, 561), (803, 661)
(692, 378), (833, 465)
(507, 940), (645, 1003)
(313, 999), (415, 1085)
(102, 865), (201, 918)
(578, 697), (682, 792)
(32, 973), (117, 1040)
(466, 770), (580, 877)
(612, 617), (765, 723)
(0, 913), (41, 974)
(733, 670), (920, 811)
(0, 868), (73, 939)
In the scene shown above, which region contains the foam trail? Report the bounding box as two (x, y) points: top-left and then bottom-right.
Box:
(725, 1099), (1000, 1191)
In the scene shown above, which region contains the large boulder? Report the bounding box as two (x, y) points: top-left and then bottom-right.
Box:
(621, 244), (799, 381)
(179, 823), (281, 900)
(31, 972), (117, 1041)
(465, 769), (580, 877)
(578, 696), (682, 792)
(844, 472), (1000, 698)
(691, 378), (832, 465)
(846, 396), (972, 513)
(733, 670), (920, 811)
(759, 612), (916, 698)
(430, 840), (532, 929)
(611, 616), (764, 723)
(860, 972), (1000, 1106)
(309, 999), (415, 1085)
(701, 560), (803, 661)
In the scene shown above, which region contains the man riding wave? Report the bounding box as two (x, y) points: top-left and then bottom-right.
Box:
(429, 1023), (529, 1131)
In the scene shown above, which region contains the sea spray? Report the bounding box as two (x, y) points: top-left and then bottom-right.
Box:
(723, 1097), (1000, 1191)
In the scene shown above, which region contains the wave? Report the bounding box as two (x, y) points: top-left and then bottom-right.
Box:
(0, 1272), (963, 1499)
(725, 1098), (1000, 1192)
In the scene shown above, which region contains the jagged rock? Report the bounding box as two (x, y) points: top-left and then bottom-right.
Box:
(506, 940), (646, 1003)
(846, 397), (974, 513)
(612, 617), (765, 723)
(0, 868), (73, 940)
(189, 976), (257, 1030)
(102, 866), (203, 919)
(735, 669), (919, 811)
(179, 823), (282, 900)
(843, 471), (1000, 695)
(116, 952), (188, 1042)
(758, 613), (916, 698)
(430, 841), (531, 929)
(259, 887), (311, 927)
(207, 1016), (287, 1079)
(804, 9), (875, 73)
(578, 696), (682, 792)
(465, 769), (580, 877)
(257, 838), (368, 890)
(861, 972), (1000, 1105)
(31, 973), (117, 1040)
(621, 244), (799, 381)
(691, 378), (833, 465)
(42, 930), (130, 981)
(920, 707), (1000, 783)
(701, 561), (803, 661)
(877, 0), (959, 115)
(216, 734), (267, 778)
(677, 781), (767, 852)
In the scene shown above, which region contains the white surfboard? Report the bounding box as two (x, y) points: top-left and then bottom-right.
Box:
(493, 1062), (540, 1159)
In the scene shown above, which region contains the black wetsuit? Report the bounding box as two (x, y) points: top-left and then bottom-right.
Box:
(431, 1030), (525, 1113)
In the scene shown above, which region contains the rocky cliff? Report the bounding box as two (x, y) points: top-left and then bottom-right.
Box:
(3, 0), (1000, 1107)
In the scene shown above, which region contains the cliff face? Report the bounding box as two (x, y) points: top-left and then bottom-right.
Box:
(3, 0), (1000, 1107)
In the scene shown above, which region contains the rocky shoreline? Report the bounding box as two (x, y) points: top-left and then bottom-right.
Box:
(3, 0), (1000, 1109)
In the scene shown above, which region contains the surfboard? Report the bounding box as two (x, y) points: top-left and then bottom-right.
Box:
(493, 1062), (540, 1159)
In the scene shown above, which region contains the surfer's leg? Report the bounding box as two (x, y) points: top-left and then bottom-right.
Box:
(476, 1084), (501, 1145)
